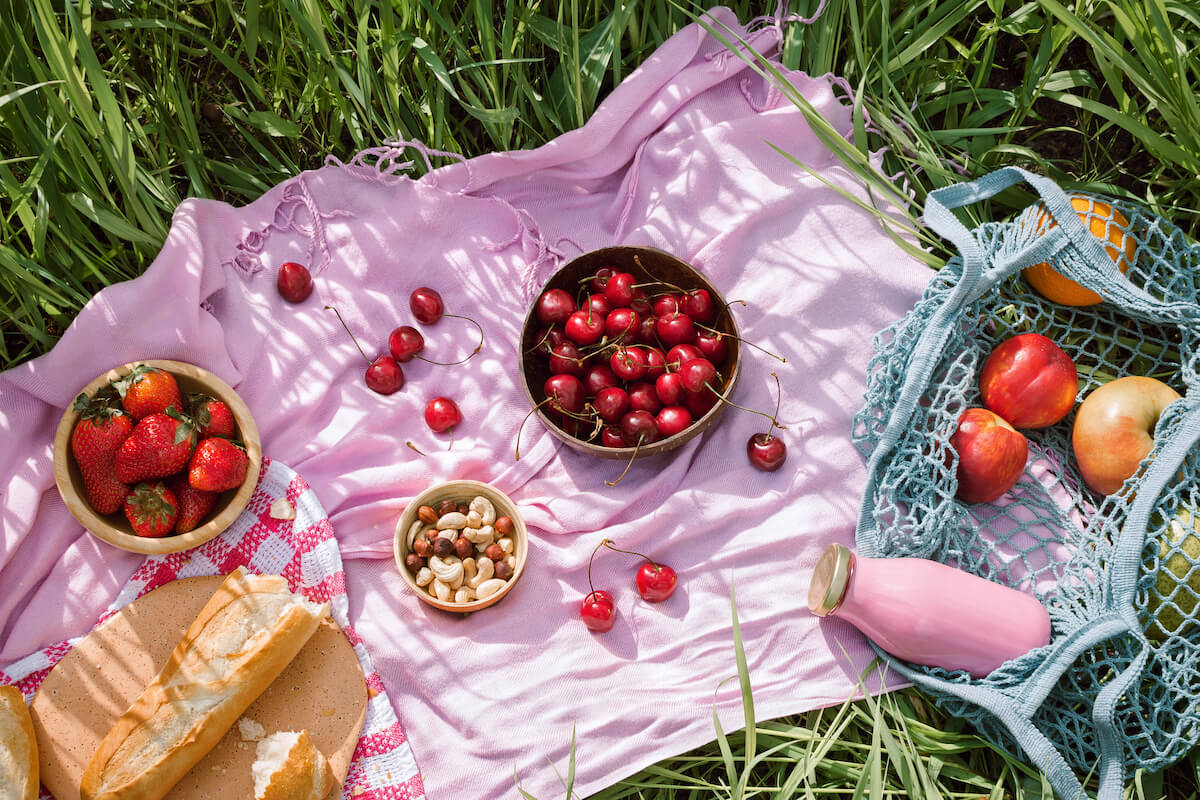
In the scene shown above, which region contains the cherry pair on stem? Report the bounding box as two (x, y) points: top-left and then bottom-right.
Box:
(581, 538), (678, 633)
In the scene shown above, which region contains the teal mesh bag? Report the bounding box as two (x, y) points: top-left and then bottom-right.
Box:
(851, 166), (1200, 799)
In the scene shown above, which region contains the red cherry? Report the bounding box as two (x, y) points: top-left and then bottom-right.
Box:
(636, 562), (678, 602)
(586, 293), (612, 318)
(681, 289), (715, 323)
(584, 364), (620, 395)
(536, 288), (577, 325)
(747, 432), (787, 471)
(679, 358), (717, 393)
(589, 267), (617, 293)
(627, 381), (662, 415)
(656, 372), (684, 406)
(638, 315), (659, 345)
(620, 410), (659, 446)
(629, 288), (652, 315)
(604, 308), (641, 345)
(643, 347), (667, 380)
(655, 405), (693, 438)
(604, 272), (636, 308)
(685, 388), (718, 417)
(365, 356), (405, 394)
(610, 347), (648, 382)
(531, 325), (567, 357)
(564, 309), (605, 345)
(544, 374), (585, 416)
(277, 262), (313, 303)
(594, 387), (630, 423)
(549, 342), (587, 377)
(388, 325), (424, 362)
(410, 287), (445, 324)
(424, 397), (462, 433)
(656, 312), (696, 347)
(652, 294), (682, 318)
(580, 590), (616, 632)
(695, 330), (728, 363)
(601, 426), (626, 448)
(666, 344), (704, 368)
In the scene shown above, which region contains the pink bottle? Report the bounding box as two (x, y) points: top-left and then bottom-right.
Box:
(808, 544), (1051, 678)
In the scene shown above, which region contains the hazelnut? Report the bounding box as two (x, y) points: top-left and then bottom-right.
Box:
(438, 499), (458, 517)
(454, 537), (474, 559)
(484, 544), (505, 562)
(494, 561), (514, 581)
(433, 538), (455, 557)
(404, 553), (426, 572)
(417, 505), (438, 525)
(456, 502), (470, 515)
(412, 539), (432, 558)
(424, 529), (439, 543)
(495, 516), (515, 536)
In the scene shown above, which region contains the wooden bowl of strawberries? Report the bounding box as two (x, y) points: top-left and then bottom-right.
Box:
(52, 360), (262, 554)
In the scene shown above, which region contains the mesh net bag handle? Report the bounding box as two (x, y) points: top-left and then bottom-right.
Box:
(853, 165), (1200, 799)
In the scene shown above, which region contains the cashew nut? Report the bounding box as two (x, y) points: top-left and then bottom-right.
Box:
(498, 537), (514, 554)
(469, 496), (497, 526)
(464, 525), (494, 545)
(462, 557), (477, 581)
(436, 512), (468, 530)
(431, 579), (452, 601)
(406, 520), (423, 549)
(430, 555), (464, 586)
(466, 510), (483, 528)
(437, 528), (458, 541)
(475, 578), (506, 599)
(506, 555), (517, 569)
(469, 557), (494, 588)
(414, 567), (433, 587)
(454, 587), (476, 604)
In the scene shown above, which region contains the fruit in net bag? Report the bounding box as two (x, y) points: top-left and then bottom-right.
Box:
(1146, 508), (1200, 642)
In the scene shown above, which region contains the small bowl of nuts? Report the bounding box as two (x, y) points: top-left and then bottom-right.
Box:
(393, 480), (528, 613)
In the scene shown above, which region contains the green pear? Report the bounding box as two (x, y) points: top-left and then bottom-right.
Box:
(1146, 509), (1200, 642)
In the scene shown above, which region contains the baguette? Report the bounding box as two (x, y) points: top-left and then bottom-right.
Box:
(0, 685), (38, 800)
(80, 568), (330, 800)
(252, 730), (334, 800)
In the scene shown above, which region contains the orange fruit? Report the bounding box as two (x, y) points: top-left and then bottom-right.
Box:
(1022, 195), (1136, 306)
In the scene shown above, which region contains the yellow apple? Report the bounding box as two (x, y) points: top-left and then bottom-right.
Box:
(1071, 376), (1181, 495)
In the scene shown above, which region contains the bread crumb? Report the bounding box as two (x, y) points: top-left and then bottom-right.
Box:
(238, 717), (267, 741)
(270, 498), (296, 520)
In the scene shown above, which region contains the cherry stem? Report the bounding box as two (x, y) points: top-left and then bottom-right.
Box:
(326, 306), (372, 365)
(515, 397), (553, 460)
(447, 426), (455, 451)
(415, 352), (476, 367)
(523, 327), (556, 355)
(406, 441), (427, 456)
(600, 538), (658, 567)
(442, 312), (485, 361)
(704, 380), (786, 429)
(696, 321), (787, 363)
(768, 372), (783, 435)
(586, 538), (607, 597)
(605, 433), (644, 486)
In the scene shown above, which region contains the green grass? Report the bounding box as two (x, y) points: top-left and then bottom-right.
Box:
(4, 0), (1200, 797)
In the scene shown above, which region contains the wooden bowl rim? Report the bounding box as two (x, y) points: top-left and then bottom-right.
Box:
(518, 245), (742, 459)
(53, 359), (263, 555)
(392, 480), (528, 614)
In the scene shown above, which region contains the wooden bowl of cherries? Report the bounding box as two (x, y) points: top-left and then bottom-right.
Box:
(519, 246), (787, 478)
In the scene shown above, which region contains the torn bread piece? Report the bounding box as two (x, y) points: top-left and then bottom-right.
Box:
(0, 685), (37, 800)
(252, 730), (334, 800)
(81, 567), (330, 800)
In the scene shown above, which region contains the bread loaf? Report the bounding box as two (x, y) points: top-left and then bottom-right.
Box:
(0, 685), (37, 800)
(80, 567), (330, 800)
(252, 730), (334, 800)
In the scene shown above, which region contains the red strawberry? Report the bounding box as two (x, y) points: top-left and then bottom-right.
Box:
(113, 365), (182, 419)
(124, 482), (178, 537)
(189, 394), (235, 438)
(167, 473), (217, 533)
(188, 438), (249, 492)
(115, 411), (196, 484)
(69, 392), (133, 514)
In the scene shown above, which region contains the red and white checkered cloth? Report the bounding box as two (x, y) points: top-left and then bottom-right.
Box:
(1, 456), (425, 800)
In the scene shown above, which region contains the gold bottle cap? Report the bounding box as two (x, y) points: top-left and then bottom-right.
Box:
(808, 543), (853, 616)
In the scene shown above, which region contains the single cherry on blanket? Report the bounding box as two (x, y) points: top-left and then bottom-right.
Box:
(747, 373), (787, 472)
(601, 539), (678, 602)
(277, 261), (313, 303)
(424, 397), (462, 433)
(581, 539), (618, 632)
(408, 286), (485, 363)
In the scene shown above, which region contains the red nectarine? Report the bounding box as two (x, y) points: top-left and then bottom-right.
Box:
(979, 333), (1078, 429)
(951, 408), (1029, 504)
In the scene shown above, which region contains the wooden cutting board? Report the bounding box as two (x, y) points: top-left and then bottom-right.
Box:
(30, 576), (367, 800)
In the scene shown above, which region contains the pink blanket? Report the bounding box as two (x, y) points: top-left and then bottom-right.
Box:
(0, 8), (932, 798)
